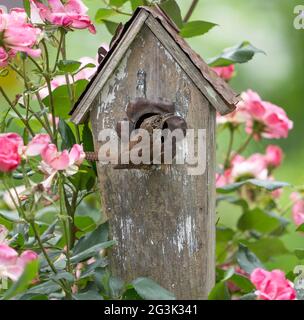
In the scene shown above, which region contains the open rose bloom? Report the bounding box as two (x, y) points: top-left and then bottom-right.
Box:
(0, 133), (23, 172)
(250, 268), (296, 300)
(0, 244), (38, 282)
(216, 145), (283, 187)
(237, 90), (293, 140)
(32, 0), (96, 33)
(0, 8), (41, 67)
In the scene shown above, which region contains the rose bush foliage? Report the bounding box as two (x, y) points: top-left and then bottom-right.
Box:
(0, 0), (302, 300)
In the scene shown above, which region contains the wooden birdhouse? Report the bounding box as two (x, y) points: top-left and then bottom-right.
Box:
(70, 6), (238, 299)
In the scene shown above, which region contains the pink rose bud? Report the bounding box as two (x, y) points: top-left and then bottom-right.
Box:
(265, 145), (283, 168)
(18, 250), (39, 267)
(26, 134), (51, 157)
(0, 47), (9, 67)
(292, 198), (304, 227)
(69, 144), (86, 166)
(212, 64), (235, 81)
(41, 144), (70, 171)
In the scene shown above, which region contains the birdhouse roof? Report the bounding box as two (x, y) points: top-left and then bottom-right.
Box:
(70, 6), (239, 124)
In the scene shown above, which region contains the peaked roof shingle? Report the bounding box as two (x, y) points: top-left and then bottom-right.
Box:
(70, 6), (239, 122)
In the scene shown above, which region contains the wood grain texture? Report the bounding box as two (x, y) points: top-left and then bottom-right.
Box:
(70, 10), (149, 124)
(90, 25), (215, 299)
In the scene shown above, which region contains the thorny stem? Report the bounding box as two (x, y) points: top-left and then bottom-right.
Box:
(224, 126), (235, 169)
(30, 222), (58, 275)
(53, 30), (64, 73)
(102, 0), (132, 16)
(0, 87), (35, 136)
(59, 175), (72, 273)
(7, 63), (53, 137)
(235, 133), (254, 155)
(61, 30), (81, 144)
(183, 0), (199, 23)
(40, 40), (58, 144)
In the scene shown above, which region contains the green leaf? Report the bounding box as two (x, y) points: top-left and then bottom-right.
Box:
(25, 280), (61, 295)
(180, 21), (217, 38)
(236, 244), (264, 274)
(95, 8), (118, 23)
(132, 277), (176, 300)
(70, 165), (96, 191)
(108, 277), (125, 298)
(230, 274), (255, 293)
(247, 238), (289, 262)
(73, 223), (109, 255)
(50, 272), (75, 283)
(58, 119), (76, 150)
(240, 293), (257, 300)
(237, 208), (283, 233)
(159, 0), (183, 29)
(208, 282), (230, 300)
(130, 0), (144, 11)
(217, 179), (290, 194)
(23, 0), (31, 17)
(73, 291), (104, 300)
(74, 216), (96, 233)
(0, 211), (20, 223)
(82, 123), (95, 152)
(216, 226), (235, 242)
(294, 249), (304, 260)
(57, 60), (81, 74)
(70, 240), (116, 264)
(109, 0), (129, 7)
(104, 20), (120, 35)
(208, 41), (265, 67)
(122, 288), (143, 300)
(4, 260), (39, 300)
(42, 80), (89, 119)
(297, 224), (304, 232)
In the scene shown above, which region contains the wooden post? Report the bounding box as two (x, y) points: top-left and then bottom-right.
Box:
(71, 7), (238, 300)
(89, 24), (216, 299)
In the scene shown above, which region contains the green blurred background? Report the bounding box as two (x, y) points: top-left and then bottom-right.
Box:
(66, 0), (304, 186)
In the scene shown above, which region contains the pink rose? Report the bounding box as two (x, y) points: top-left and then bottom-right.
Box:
(33, 0), (96, 34)
(0, 133), (23, 172)
(69, 144), (85, 166)
(250, 268), (296, 300)
(41, 144), (70, 171)
(0, 47), (9, 67)
(265, 145), (283, 168)
(26, 134), (51, 156)
(41, 143), (85, 171)
(212, 65), (235, 81)
(238, 90), (293, 140)
(230, 154), (268, 181)
(216, 170), (232, 188)
(0, 244), (38, 281)
(291, 193), (304, 227)
(0, 8), (41, 60)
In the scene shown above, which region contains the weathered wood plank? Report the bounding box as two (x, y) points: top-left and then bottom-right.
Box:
(90, 25), (215, 299)
(145, 15), (230, 115)
(71, 10), (149, 124)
